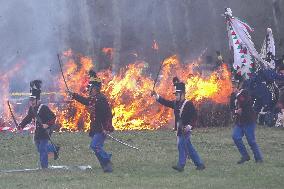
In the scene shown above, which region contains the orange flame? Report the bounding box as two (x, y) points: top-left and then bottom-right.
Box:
(0, 63), (22, 117)
(53, 53), (232, 131)
(102, 48), (114, 60)
(54, 50), (93, 131)
(62, 48), (72, 57)
(1, 51), (232, 132)
(0, 62), (24, 127)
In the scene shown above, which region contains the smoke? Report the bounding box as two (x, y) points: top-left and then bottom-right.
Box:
(0, 0), (69, 92)
(0, 0), (283, 94)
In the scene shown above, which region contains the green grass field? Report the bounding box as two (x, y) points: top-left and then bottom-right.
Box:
(0, 126), (284, 189)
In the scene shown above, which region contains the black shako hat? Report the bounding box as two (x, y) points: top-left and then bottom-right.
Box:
(88, 69), (97, 78)
(174, 82), (185, 94)
(29, 80), (42, 100)
(87, 78), (102, 91)
(172, 77), (180, 84)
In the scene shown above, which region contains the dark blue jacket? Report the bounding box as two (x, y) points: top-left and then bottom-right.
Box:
(72, 92), (113, 137)
(157, 96), (197, 136)
(19, 104), (56, 140)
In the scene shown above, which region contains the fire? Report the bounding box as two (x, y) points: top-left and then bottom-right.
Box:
(54, 53), (232, 131)
(1, 50), (232, 132)
(62, 49), (72, 57)
(101, 63), (165, 130)
(0, 62), (23, 127)
(185, 65), (232, 103)
(54, 50), (93, 131)
(102, 48), (114, 60)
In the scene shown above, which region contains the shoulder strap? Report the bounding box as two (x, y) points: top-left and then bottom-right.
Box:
(37, 104), (44, 115)
(179, 100), (188, 118)
(34, 104), (44, 123)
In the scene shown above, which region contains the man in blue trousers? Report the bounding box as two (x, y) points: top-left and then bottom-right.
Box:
(152, 82), (205, 172)
(232, 89), (263, 164)
(18, 80), (60, 169)
(69, 77), (114, 173)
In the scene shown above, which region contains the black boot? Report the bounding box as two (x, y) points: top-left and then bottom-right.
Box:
(54, 146), (60, 160)
(196, 164), (206, 170)
(237, 156), (250, 164)
(103, 161), (113, 173)
(255, 159), (263, 163)
(172, 165), (184, 172)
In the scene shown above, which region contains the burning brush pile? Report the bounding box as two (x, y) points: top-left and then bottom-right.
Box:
(0, 50), (233, 132)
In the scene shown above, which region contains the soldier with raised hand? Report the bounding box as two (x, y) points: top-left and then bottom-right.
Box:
(68, 78), (114, 173)
(152, 82), (205, 172)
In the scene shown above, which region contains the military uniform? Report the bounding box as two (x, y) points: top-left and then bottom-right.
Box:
(71, 79), (114, 172)
(19, 80), (59, 168)
(232, 89), (263, 164)
(155, 82), (205, 171)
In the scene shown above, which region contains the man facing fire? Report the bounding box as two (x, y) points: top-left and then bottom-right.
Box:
(18, 80), (60, 169)
(68, 78), (114, 173)
(151, 82), (205, 172)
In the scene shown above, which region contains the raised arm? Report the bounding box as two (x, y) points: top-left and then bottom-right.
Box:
(72, 93), (90, 106)
(19, 107), (34, 129)
(157, 95), (175, 109)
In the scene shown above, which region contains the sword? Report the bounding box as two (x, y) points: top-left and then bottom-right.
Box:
(106, 134), (139, 150)
(7, 100), (19, 129)
(152, 57), (166, 92)
(57, 53), (70, 91)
